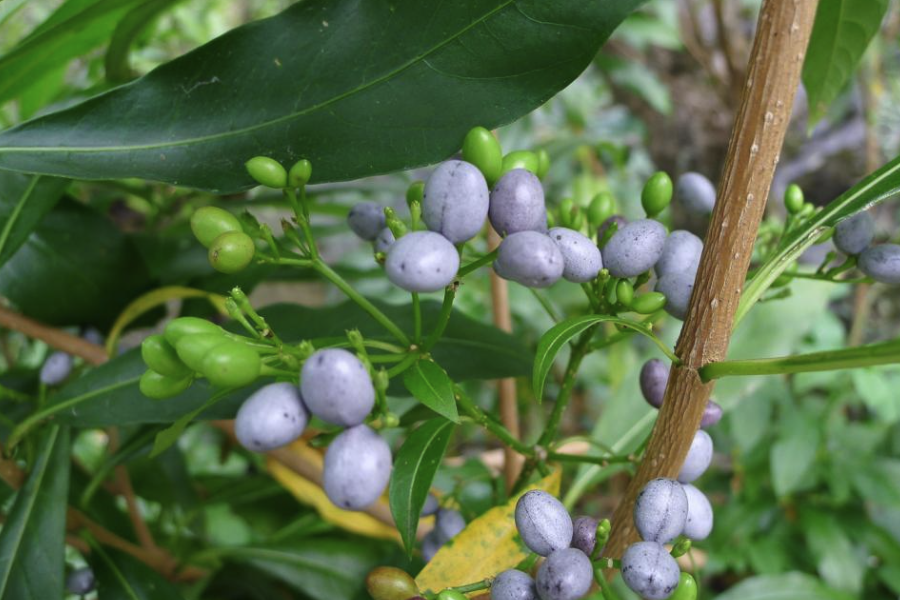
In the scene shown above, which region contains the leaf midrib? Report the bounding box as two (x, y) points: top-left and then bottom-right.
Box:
(0, 174), (39, 263)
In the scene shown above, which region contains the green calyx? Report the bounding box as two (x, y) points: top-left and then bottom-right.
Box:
(209, 231), (256, 274)
(245, 156), (288, 189)
(641, 171), (673, 217)
(191, 206), (243, 247)
(462, 126), (503, 185)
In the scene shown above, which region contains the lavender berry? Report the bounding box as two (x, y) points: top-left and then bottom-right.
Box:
(548, 227), (603, 283)
(489, 169), (547, 235)
(640, 359), (669, 408)
(570, 516), (598, 556)
(656, 230), (703, 277)
(491, 569), (538, 600)
(66, 567), (95, 595)
(633, 478), (688, 544)
(833, 211), (874, 256)
(374, 227), (395, 253)
(682, 483), (714, 541)
(323, 425), (392, 510)
(423, 160), (490, 243)
(515, 490), (573, 556)
(678, 430), (713, 483)
(859, 244), (900, 284)
(655, 266), (697, 319)
(535, 548), (593, 600)
(495, 231), (565, 288)
(434, 509), (466, 544)
(676, 172), (716, 215)
(348, 201), (386, 241)
(385, 231), (460, 292)
(603, 219), (667, 278)
(300, 348), (374, 426)
(40, 351), (72, 386)
(235, 383), (308, 452)
(621, 541), (681, 600)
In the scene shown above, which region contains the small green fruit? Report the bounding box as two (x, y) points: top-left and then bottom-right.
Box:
(536, 148), (551, 179)
(365, 566), (419, 600)
(669, 572), (698, 600)
(436, 590), (468, 600)
(245, 156), (287, 188)
(588, 192), (615, 229)
(559, 197), (576, 228)
(175, 333), (228, 372)
(191, 207), (242, 248)
(501, 150), (539, 177)
(406, 180), (425, 206)
(163, 317), (223, 346)
(139, 370), (192, 400)
(784, 183), (804, 214)
(462, 126), (502, 185)
(141, 334), (191, 378)
(209, 231), (255, 274)
(641, 171), (673, 217)
(616, 279), (634, 307)
(201, 341), (261, 388)
(798, 202), (815, 219)
(288, 159), (312, 187)
(631, 292), (667, 314)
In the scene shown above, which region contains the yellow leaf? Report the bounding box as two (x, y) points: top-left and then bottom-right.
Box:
(415, 469), (561, 594)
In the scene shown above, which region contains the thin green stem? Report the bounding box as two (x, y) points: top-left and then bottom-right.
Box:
(458, 248), (498, 277)
(545, 451), (635, 467)
(285, 188), (318, 260)
(529, 288), (561, 323)
(448, 579), (492, 594)
(412, 293), (422, 342)
(537, 331), (593, 448)
(455, 386), (534, 457)
(595, 569), (621, 600)
(422, 286), (456, 351)
(385, 353), (420, 378)
(699, 338), (900, 382)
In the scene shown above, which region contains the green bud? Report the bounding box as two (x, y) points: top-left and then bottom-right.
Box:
(605, 277), (618, 305)
(383, 412), (400, 428)
(347, 329), (365, 352)
(669, 572), (698, 600)
(406, 180), (425, 206)
(616, 279), (634, 307)
(546, 210), (556, 229)
(208, 231), (256, 274)
(784, 183), (804, 214)
(384, 207), (408, 239)
(139, 370), (192, 400)
(559, 198), (576, 228)
(631, 292), (667, 314)
(570, 208), (585, 232)
(671, 537), (692, 558)
(374, 368), (390, 394)
(288, 159), (312, 187)
(501, 150), (540, 177)
(297, 341), (316, 360)
(587, 192), (615, 229)
(191, 207), (243, 248)
(245, 156), (288, 189)
(462, 126), (503, 185)
(798, 202), (815, 219)
(536, 148), (551, 180)
(641, 171), (673, 217)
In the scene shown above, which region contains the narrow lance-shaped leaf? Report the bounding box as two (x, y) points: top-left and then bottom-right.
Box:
(0, 0), (646, 192)
(92, 545), (186, 600)
(0, 171), (68, 266)
(389, 417), (456, 557)
(402, 360), (459, 423)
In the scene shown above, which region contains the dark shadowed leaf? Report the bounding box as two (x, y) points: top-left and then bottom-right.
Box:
(0, 171), (68, 266)
(92, 546), (186, 600)
(403, 360), (459, 423)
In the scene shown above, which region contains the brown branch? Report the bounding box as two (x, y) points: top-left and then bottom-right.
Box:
(604, 0), (819, 559)
(0, 304), (107, 365)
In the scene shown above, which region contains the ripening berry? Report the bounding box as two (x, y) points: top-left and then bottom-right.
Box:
(191, 206), (243, 247)
(621, 541), (681, 600)
(548, 227), (602, 283)
(385, 231), (460, 293)
(640, 359), (669, 409)
(235, 383), (308, 452)
(501, 150), (540, 177)
(365, 566), (420, 600)
(208, 231), (255, 274)
(494, 231), (565, 289)
(491, 569), (537, 600)
(489, 169), (547, 235)
(301, 348), (374, 426)
(570, 515), (598, 556)
(634, 478), (688, 544)
(374, 227), (395, 253)
(139, 370), (192, 399)
(422, 160), (490, 243)
(462, 126), (503, 185)
(603, 219), (667, 278)
(288, 159), (312, 187)
(245, 156), (287, 188)
(656, 230), (703, 277)
(438, 591), (468, 600)
(701, 400), (723, 428)
(434, 509), (466, 544)
(859, 243), (900, 284)
(534, 548), (593, 600)
(201, 341), (261, 388)
(642, 172), (673, 218)
(833, 212), (875, 256)
(676, 172), (716, 215)
(784, 184), (804, 215)
(348, 202), (387, 241)
(655, 266), (697, 320)
(323, 425), (392, 510)
(514, 490), (573, 556)
(682, 483), (713, 541)
(65, 567), (96, 595)
(81, 327), (104, 346)
(40, 351), (72, 386)
(631, 291), (667, 315)
(678, 430), (713, 483)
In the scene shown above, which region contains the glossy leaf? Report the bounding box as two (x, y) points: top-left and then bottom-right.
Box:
(0, 171), (68, 266)
(390, 417), (456, 557)
(803, 0), (889, 124)
(402, 360), (459, 423)
(0, 426), (70, 600)
(713, 572), (854, 600)
(736, 153), (900, 326)
(93, 545), (186, 600)
(416, 468), (560, 593)
(0, 0), (645, 192)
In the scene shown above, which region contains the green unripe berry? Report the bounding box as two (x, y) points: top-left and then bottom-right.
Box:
(436, 591), (468, 600)
(139, 370), (192, 400)
(141, 335), (190, 378)
(669, 573), (698, 600)
(642, 171), (673, 217)
(784, 183), (804, 214)
(365, 567), (419, 600)
(798, 202), (815, 219)
(175, 333), (228, 372)
(191, 207), (242, 248)
(570, 209), (585, 232)
(501, 150), (540, 177)
(559, 198), (576, 228)
(546, 210), (556, 229)
(617, 279), (635, 307)
(406, 180), (425, 206)
(245, 156), (287, 189)
(536, 148), (551, 179)
(462, 127), (502, 185)
(631, 292), (667, 314)
(163, 317), (223, 347)
(288, 159), (312, 187)
(208, 231), (255, 274)
(201, 341), (260, 388)
(588, 192), (615, 229)
(671, 537), (692, 558)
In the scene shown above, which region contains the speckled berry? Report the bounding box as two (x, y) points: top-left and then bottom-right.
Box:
(656, 230), (703, 277)
(40, 351), (72, 386)
(374, 227), (396, 253)
(66, 567), (96, 595)
(235, 383), (308, 452)
(833, 212), (874, 256)
(491, 569), (538, 600)
(434, 509), (466, 544)
(494, 231), (564, 289)
(300, 348), (374, 427)
(423, 160), (490, 243)
(348, 202), (386, 241)
(676, 172), (716, 215)
(640, 359), (669, 409)
(548, 227), (602, 283)
(621, 541), (681, 600)
(323, 425), (392, 511)
(634, 478), (688, 544)
(682, 483), (713, 541)
(603, 219), (667, 278)
(570, 516), (598, 556)
(859, 244), (900, 284)
(535, 548), (593, 600)
(597, 215), (628, 244)
(489, 169), (547, 235)
(655, 266), (698, 320)
(385, 231), (460, 292)
(678, 430), (713, 483)
(701, 400), (722, 428)
(515, 490), (573, 556)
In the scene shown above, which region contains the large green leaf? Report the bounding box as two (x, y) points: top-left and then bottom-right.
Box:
(803, 511), (864, 594)
(389, 417), (456, 557)
(802, 0), (889, 124)
(736, 153), (900, 326)
(92, 546), (186, 600)
(0, 426), (70, 600)
(0, 171), (68, 266)
(403, 360), (459, 423)
(713, 572), (854, 600)
(0, 0), (645, 192)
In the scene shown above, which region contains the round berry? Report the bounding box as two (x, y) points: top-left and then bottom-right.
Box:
(570, 516), (598, 556)
(514, 490), (573, 556)
(385, 231), (460, 293)
(588, 193), (615, 229)
(139, 370), (192, 400)
(40, 351), (72, 386)
(175, 333), (228, 373)
(422, 160), (490, 243)
(200, 341), (260, 388)
(656, 231), (703, 277)
(640, 359), (669, 409)
(642, 172), (673, 217)
(365, 566), (419, 600)
(191, 206), (242, 248)
(81, 327), (104, 346)
(621, 541), (681, 600)
(245, 156), (287, 188)
(631, 291), (667, 315)
(141, 334), (191, 378)
(859, 244), (900, 284)
(288, 159), (312, 187)
(66, 567), (96, 595)
(634, 478), (688, 544)
(655, 267), (698, 320)
(489, 169), (547, 235)
(323, 425), (392, 510)
(536, 149), (551, 180)
(491, 569), (537, 600)
(235, 383), (308, 452)
(494, 231), (565, 289)
(603, 219), (667, 278)
(501, 151), (540, 176)
(548, 227), (602, 283)
(833, 212), (875, 256)
(434, 508), (465, 544)
(701, 400), (723, 428)
(682, 483), (713, 541)
(678, 430), (713, 483)
(784, 184), (804, 214)
(301, 348), (374, 426)
(348, 202), (386, 241)
(676, 172), (716, 215)
(208, 231), (255, 274)
(163, 317), (223, 346)
(534, 548), (593, 600)
(422, 530), (442, 562)
(420, 493), (439, 516)
(438, 591), (468, 600)
(462, 126), (503, 185)
(669, 572), (698, 600)
(374, 227), (396, 253)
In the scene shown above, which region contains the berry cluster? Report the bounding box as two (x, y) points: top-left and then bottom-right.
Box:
(832, 210), (900, 284)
